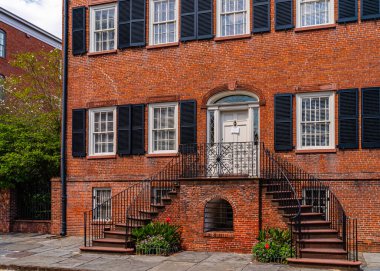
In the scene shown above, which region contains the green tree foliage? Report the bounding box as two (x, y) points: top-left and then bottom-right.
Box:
(0, 49), (61, 188)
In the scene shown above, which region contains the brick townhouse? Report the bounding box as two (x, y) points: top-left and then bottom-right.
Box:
(0, 7), (61, 233)
(59, 0), (380, 268)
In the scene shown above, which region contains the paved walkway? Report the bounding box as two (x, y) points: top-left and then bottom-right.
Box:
(0, 233), (378, 271)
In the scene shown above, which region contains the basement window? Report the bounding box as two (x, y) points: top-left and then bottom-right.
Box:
(204, 198), (233, 232)
(303, 187), (329, 217)
(92, 188), (112, 221)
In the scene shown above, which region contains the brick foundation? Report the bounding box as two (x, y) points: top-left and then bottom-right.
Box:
(11, 220), (51, 234)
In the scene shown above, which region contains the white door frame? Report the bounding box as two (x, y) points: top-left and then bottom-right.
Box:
(207, 103), (260, 144)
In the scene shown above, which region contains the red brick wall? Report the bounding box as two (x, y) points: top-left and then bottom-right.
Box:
(0, 189), (12, 232)
(63, 0), (380, 252)
(153, 179), (287, 253)
(325, 180), (380, 252)
(11, 220), (51, 234)
(0, 22), (55, 77)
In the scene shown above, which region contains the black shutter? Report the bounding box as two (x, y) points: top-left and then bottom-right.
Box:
(180, 100), (197, 145)
(338, 89), (358, 149)
(131, 104), (145, 155)
(118, 0), (145, 49)
(362, 87), (380, 149)
(72, 109), (86, 157)
(72, 7), (86, 55)
(275, 0), (294, 30)
(117, 105), (131, 155)
(337, 0), (357, 23)
(197, 0), (213, 39)
(253, 0), (271, 33)
(361, 0), (380, 21)
(181, 0), (196, 41)
(274, 94), (293, 151)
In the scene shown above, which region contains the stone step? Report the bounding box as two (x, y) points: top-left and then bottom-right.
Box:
(300, 248), (348, 260)
(104, 230), (132, 239)
(93, 238), (133, 248)
(293, 229), (339, 239)
(288, 220), (331, 229)
(278, 205), (313, 213)
(80, 246), (134, 254)
(287, 258), (361, 270)
(298, 238), (344, 249)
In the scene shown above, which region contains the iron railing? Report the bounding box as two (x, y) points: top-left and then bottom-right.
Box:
(15, 181), (51, 220)
(83, 141), (358, 262)
(259, 143), (358, 262)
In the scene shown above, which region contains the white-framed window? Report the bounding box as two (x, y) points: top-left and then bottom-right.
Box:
(90, 4), (117, 52)
(296, 92), (335, 150)
(148, 102), (178, 154)
(303, 187), (329, 217)
(297, 0), (334, 28)
(149, 0), (178, 45)
(92, 188), (112, 220)
(89, 107), (117, 156)
(217, 0), (250, 37)
(0, 30), (5, 58)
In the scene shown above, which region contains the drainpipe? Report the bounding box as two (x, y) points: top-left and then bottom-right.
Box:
(60, 0), (69, 236)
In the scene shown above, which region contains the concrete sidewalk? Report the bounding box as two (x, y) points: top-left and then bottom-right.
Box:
(0, 233), (378, 271)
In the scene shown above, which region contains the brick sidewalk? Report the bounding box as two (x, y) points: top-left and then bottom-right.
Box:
(0, 233), (378, 271)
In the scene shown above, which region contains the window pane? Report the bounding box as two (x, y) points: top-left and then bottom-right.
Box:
(300, 0), (330, 27)
(151, 105), (176, 151)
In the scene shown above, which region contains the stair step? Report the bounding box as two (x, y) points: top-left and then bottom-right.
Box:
(289, 220), (331, 225)
(278, 205), (312, 210)
(139, 210), (159, 215)
(116, 223), (144, 228)
(301, 248), (347, 254)
(266, 190), (292, 195)
(93, 238), (128, 244)
(80, 246), (134, 254)
(168, 191), (178, 195)
(272, 198), (302, 202)
(93, 238), (133, 248)
(287, 258), (361, 270)
(104, 230), (130, 236)
(299, 238), (343, 244)
(162, 197), (171, 201)
(151, 204), (165, 208)
(284, 212), (323, 218)
(293, 229), (338, 234)
(127, 215), (152, 221)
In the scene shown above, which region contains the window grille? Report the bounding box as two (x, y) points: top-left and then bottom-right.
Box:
(92, 6), (116, 52)
(300, 0), (330, 27)
(220, 0), (248, 36)
(93, 188), (112, 220)
(0, 30), (5, 58)
(152, 0), (176, 44)
(204, 199), (233, 232)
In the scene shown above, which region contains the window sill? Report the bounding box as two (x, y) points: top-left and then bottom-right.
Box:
(204, 232), (234, 238)
(146, 153), (179, 158)
(87, 49), (117, 57)
(295, 149), (337, 154)
(146, 42), (179, 50)
(295, 24), (336, 32)
(214, 34), (251, 42)
(87, 155), (117, 160)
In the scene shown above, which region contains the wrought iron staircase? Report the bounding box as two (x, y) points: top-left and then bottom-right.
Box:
(80, 142), (360, 270)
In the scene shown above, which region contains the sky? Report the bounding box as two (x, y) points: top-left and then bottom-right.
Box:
(0, 0), (62, 38)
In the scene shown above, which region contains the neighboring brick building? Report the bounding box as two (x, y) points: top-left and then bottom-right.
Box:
(61, 0), (379, 268)
(0, 7), (61, 233)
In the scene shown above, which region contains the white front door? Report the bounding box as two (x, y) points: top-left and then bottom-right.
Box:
(221, 111), (249, 143)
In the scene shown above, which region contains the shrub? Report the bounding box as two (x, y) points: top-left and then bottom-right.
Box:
(132, 221), (181, 256)
(252, 228), (295, 264)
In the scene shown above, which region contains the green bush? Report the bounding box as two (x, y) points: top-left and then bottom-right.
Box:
(132, 221), (181, 256)
(252, 228), (295, 264)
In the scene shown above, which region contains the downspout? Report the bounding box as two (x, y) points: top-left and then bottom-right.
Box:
(60, 0), (69, 236)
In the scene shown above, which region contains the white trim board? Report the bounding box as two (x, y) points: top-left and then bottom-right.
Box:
(0, 7), (61, 49)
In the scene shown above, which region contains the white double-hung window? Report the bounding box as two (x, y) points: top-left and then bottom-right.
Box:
(149, 103), (178, 154)
(90, 4), (117, 52)
(296, 92), (335, 150)
(150, 0), (178, 45)
(89, 107), (116, 156)
(217, 0), (250, 37)
(92, 188), (112, 220)
(297, 0), (334, 27)
(0, 30), (5, 58)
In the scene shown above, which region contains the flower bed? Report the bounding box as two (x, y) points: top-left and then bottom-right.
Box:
(252, 228), (295, 264)
(132, 218), (181, 256)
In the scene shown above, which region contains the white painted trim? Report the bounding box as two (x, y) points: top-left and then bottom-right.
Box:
(0, 7), (61, 49)
(296, 91), (335, 150)
(207, 90), (259, 105)
(296, 0), (334, 28)
(88, 107), (117, 156)
(149, 0), (179, 45)
(148, 102), (179, 154)
(216, 0), (251, 37)
(89, 3), (118, 53)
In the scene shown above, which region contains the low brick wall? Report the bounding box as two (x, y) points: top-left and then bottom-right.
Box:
(11, 220), (51, 234)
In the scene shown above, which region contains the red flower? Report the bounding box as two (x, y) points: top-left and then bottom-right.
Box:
(165, 217), (171, 223)
(265, 243), (270, 250)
